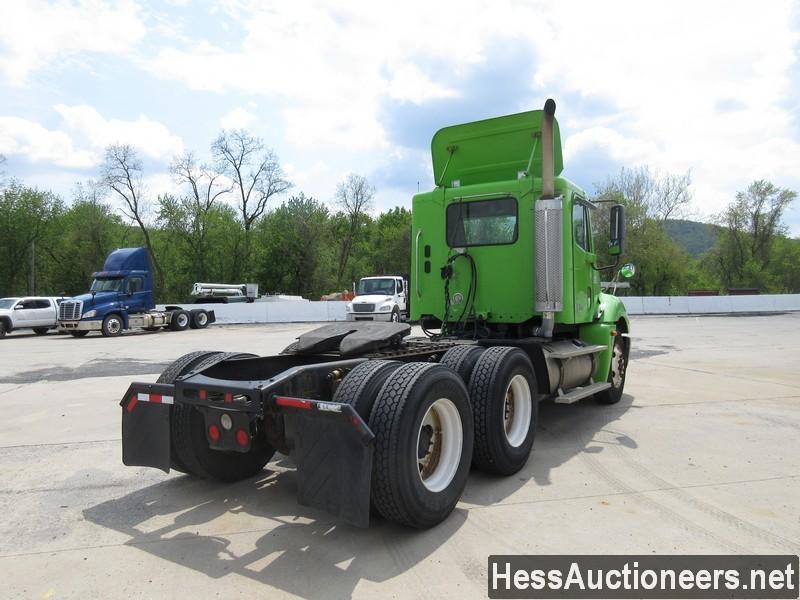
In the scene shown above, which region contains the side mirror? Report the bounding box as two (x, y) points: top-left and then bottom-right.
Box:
(13, 304), (22, 310)
(608, 204), (626, 256)
(620, 263), (636, 279)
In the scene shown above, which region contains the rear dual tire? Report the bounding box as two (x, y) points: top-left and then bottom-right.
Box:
(363, 362), (473, 529)
(189, 309), (209, 329)
(169, 310), (190, 331)
(158, 351), (274, 480)
(468, 346), (537, 476)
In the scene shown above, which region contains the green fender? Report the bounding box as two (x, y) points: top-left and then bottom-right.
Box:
(579, 293), (631, 382)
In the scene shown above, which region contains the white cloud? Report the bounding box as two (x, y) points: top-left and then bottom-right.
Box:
(0, 0), (146, 85)
(0, 116), (95, 168)
(55, 104), (183, 160)
(0, 105), (183, 169)
(220, 107), (258, 130)
(531, 0), (800, 218)
(145, 1), (538, 148)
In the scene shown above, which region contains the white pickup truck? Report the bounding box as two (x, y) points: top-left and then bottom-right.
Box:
(345, 276), (408, 322)
(0, 296), (63, 338)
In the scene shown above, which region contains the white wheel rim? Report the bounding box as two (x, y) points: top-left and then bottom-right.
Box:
(178, 314), (188, 327)
(416, 397), (463, 492)
(108, 318), (121, 334)
(197, 313), (207, 325)
(503, 374), (532, 447)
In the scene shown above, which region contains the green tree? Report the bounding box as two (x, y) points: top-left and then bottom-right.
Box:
(369, 207), (411, 276)
(0, 183), (63, 295)
(255, 193), (335, 297)
(46, 182), (126, 295)
(711, 180), (797, 290)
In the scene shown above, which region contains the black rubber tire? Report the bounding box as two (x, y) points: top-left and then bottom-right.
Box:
(332, 360), (402, 420)
(280, 341), (299, 354)
(172, 352), (275, 481)
(390, 307), (400, 323)
(157, 350), (223, 474)
(468, 346), (537, 475)
(169, 310), (190, 331)
(439, 344), (486, 386)
(70, 330), (89, 338)
(33, 327), (49, 335)
(369, 362), (473, 528)
(190, 309), (209, 329)
(595, 334), (628, 405)
(101, 314), (123, 337)
(0, 322), (6, 338)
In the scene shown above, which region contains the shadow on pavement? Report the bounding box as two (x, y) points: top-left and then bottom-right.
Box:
(462, 393), (636, 505)
(84, 467), (467, 598)
(84, 393), (635, 596)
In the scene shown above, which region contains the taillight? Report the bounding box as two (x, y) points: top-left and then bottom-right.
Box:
(235, 429), (249, 447)
(208, 424), (221, 442)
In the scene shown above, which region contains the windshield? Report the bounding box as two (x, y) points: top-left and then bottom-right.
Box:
(0, 298), (19, 309)
(357, 278), (397, 296)
(90, 278), (124, 292)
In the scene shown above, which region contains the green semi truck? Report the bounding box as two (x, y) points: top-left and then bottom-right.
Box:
(120, 99), (631, 529)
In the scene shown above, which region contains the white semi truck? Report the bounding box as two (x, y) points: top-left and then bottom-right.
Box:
(345, 276), (408, 322)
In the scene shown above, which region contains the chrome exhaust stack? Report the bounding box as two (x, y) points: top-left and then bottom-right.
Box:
(534, 98), (562, 338)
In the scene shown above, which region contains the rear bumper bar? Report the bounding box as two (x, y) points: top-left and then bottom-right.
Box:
(120, 380), (374, 527)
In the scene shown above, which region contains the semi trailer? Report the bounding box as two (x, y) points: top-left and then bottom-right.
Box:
(58, 247), (215, 337)
(120, 99), (632, 529)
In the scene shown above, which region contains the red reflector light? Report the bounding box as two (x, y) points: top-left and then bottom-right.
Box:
(126, 396), (138, 413)
(149, 393), (162, 404)
(208, 424), (221, 442)
(275, 396), (312, 410)
(224, 392), (233, 403)
(235, 429), (249, 447)
(198, 389), (207, 400)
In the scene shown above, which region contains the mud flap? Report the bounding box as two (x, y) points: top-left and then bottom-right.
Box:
(120, 384), (174, 473)
(283, 403), (374, 528)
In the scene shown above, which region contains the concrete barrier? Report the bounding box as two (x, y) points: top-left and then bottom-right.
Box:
(159, 294), (800, 324)
(620, 294), (800, 315)
(157, 301), (348, 324)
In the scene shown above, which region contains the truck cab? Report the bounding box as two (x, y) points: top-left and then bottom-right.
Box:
(345, 276), (408, 322)
(58, 247), (214, 337)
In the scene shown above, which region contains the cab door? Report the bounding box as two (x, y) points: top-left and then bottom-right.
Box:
(13, 299), (36, 327)
(29, 299), (55, 326)
(123, 276), (147, 313)
(571, 198), (598, 323)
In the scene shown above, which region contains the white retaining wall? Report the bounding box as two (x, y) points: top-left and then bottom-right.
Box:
(159, 295), (800, 324)
(158, 301), (348, 324)
(620, 294), (800, 315)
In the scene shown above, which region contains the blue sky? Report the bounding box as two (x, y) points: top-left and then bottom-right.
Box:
(1, 0), (799, 233)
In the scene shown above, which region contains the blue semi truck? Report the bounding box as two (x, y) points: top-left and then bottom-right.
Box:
(57, 247), (215, 337)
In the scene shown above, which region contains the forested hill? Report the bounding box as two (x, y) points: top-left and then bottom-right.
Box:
(664, 219), (719, 257)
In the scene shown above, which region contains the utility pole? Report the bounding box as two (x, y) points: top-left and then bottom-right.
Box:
(29, 239), (36, 295)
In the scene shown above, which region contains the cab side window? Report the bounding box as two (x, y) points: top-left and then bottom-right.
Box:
(127, 277), (144, 294)
(573, 203), (589, 251)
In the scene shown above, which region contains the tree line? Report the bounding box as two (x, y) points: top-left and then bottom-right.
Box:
(591, 167), (799, 295)
(0, 141), (798, 301)
(0, 132), (410, 301)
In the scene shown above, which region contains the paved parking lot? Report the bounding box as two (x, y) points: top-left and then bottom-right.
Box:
(1, 315), (799, 599)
